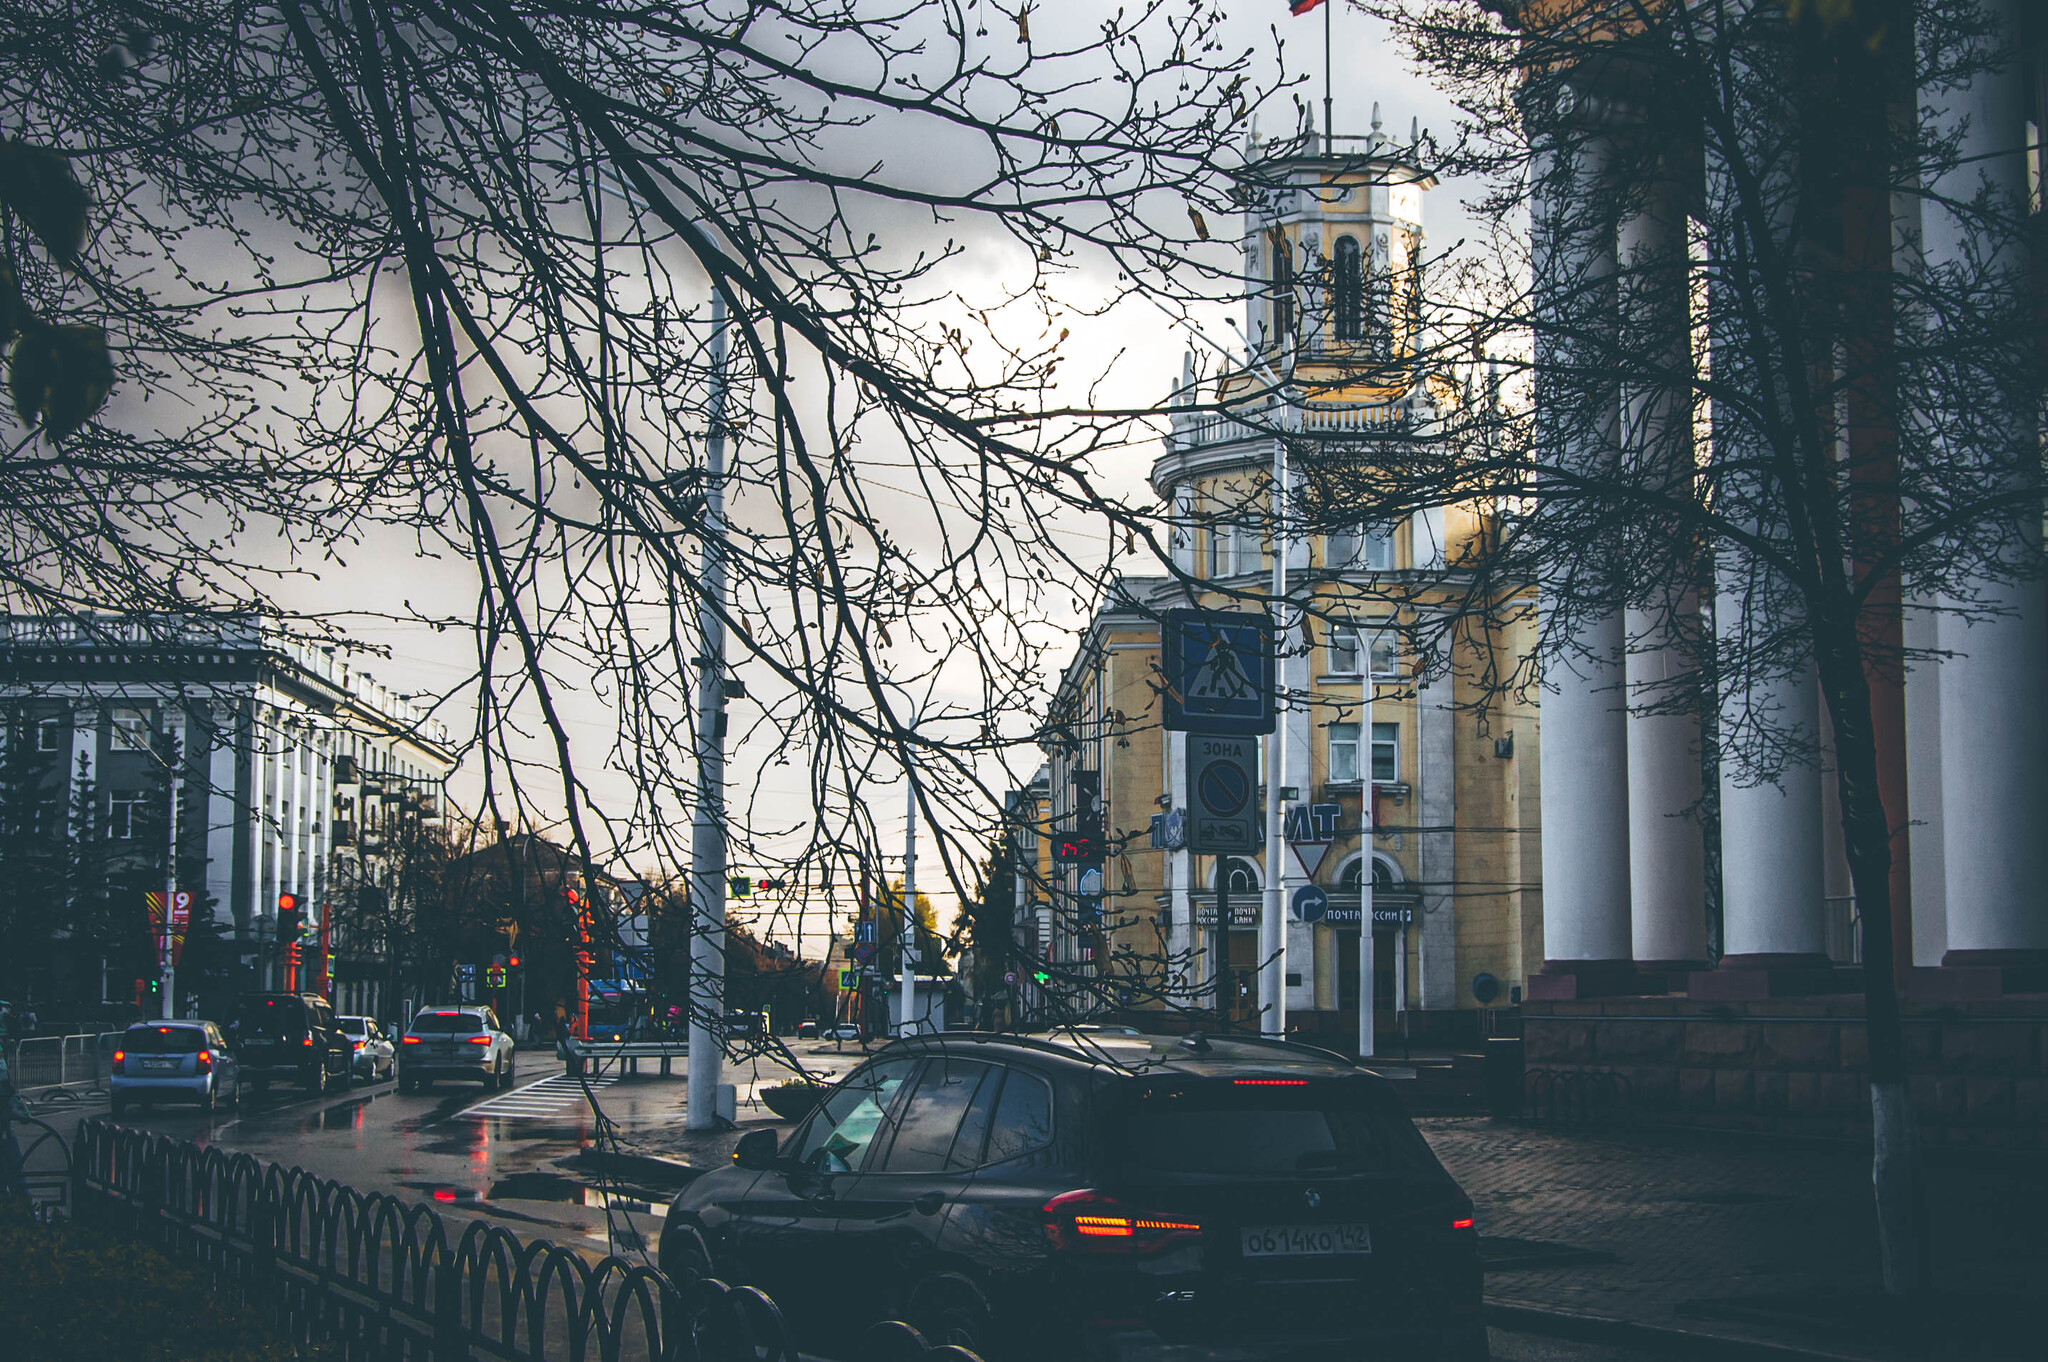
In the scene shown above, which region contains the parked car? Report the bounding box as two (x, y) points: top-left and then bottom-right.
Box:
(338, 1015), (396, 1081)
(225, 993), (353, 1094)
(398, 1006), (516, 1091)
(110, 1020), (240, 1117)
(825, 1023), (862, 1042)
(795, 1018), (822, 1039)
(723, 1010), (769, 1041)
(658, 1032), (1485, 1362)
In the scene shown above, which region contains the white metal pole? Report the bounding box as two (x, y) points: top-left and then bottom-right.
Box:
(1261, 430), (1289, 1037)
(1359, 690), (1376, 1058)
(900, 779), (918, 1035)
(687, 294), (731, 1132)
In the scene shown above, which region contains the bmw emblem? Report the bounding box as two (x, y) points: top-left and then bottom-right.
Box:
(1304, 1188), (1322, 1210)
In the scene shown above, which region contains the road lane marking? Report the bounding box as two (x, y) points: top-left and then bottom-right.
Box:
(461, 1072), (616, 1120)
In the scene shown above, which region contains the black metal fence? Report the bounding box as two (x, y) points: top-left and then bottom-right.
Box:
(71, 1120), (977, 1362)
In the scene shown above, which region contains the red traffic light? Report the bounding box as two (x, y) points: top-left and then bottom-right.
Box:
(564, 887), (581, 905)
(508, 955), (521, 967)
(277, 891), (299, 914)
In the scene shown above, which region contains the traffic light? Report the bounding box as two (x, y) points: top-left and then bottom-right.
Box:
(508, 954), (521, 968)
(1053, 770), (1104, 867)
(757, 878), (785, 891)
(1032, 969), (1051, 985)
(276, 893), (302, 945)
(564, 886), (582, 907)
(145, 976), (161, 996)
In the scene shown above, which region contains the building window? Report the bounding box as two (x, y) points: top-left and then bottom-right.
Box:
(1334, 236), (1364, 340)
(1328, 620), (1398, 678)
(1327, 526), (1393, 570)
(1270, 230), (1295, 341)
(1329, 723), (1360, 784)
(109, 791), (145, 839)
(1371, 722), (1399, 782)
(1209, 523), (1254, 578)
(1214, 857), (1259, 895)
(1330, 722), (1400, 784)
(37, 718), (64, 752)
(112, 708), (152, 750)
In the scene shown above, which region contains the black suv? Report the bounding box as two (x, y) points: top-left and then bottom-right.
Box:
(224, 992), (353, 1094)
(658, 1031), (1485, 1362)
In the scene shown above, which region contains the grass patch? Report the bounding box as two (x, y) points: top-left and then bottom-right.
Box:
(0, 1196), (324, 1362)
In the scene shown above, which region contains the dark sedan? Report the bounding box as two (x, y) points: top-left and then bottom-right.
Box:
(658, 1031), (1485, 1362)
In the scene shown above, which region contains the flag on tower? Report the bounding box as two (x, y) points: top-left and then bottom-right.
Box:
(1288, 0), (1325, 14)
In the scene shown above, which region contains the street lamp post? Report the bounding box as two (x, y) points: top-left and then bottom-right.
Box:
(687, 294), (732, 1132)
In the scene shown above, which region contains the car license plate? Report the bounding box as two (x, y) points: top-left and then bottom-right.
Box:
(143, 1059), (179, 1073)
(1240, 1223), (1371, 1257)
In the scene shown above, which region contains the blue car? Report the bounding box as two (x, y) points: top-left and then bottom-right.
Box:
(110, 1020), (241, 1117)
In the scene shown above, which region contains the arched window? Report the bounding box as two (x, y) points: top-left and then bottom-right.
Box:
(1214, 857), (1260, 895)
(1339, 855), (1398, 893)
(1334, 236), (1364, 341)
(1269, 230), (1295, 341)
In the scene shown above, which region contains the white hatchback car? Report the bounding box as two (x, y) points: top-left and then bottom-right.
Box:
(397, 1006), (516, 1090)
(338, 1015), (396, 1080)
(111, 1019), (240, 1117)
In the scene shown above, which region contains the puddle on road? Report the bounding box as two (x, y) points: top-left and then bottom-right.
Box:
(486, 1171), (667, 1217)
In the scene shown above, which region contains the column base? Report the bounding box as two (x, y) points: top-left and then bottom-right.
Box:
(1687, 959), (1861, 1001)
(1528, 959), (1640, 1000)
(1628, 960), (1710, 995)
(1914, 956), (2048, 999)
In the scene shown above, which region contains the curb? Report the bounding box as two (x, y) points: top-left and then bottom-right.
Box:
(568, 1147), (702, 1187)
(1485, 1302), (1886, 1362)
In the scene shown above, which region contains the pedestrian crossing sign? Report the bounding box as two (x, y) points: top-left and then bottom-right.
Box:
(839, 968), (857, 991)
(1161, 609), (1275, 734)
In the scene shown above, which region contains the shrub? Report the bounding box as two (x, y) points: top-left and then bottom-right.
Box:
(0, 1196), (323, 1362)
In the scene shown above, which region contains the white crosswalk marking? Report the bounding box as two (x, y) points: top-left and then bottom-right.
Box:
(462, 1072), (617, 1120)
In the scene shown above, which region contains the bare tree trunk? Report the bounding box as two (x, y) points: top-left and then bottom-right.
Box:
(1812, 611), (1924, 1296)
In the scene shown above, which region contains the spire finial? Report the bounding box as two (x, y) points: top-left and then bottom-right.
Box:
(1371, 101), (1383, 141)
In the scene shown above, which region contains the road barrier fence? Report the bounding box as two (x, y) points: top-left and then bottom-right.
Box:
(71, 1120), (981, 1362)
(7, 1032), (123, 1093)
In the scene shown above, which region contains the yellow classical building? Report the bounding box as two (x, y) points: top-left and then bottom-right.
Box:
(1011, 121), (1543, 1049)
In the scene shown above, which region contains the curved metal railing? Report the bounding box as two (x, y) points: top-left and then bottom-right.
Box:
(71, 1120), (978, 1362)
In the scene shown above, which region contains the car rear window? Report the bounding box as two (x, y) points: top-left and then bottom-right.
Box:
(230, 998), (305, 1039)
(1111, 1078), (1442, 1178)
(122, 1026), (205, 1054)
(411, 1012), (484, 1034)
(337, 1017), (367, 1036)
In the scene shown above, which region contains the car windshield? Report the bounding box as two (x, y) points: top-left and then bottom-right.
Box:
(229, 998), (304, 1039)
(411, 1012), (483, 1034)
(122, 1025), (205, 1055)
(337, 1018), (367, 1036)
(1110, 1078), (1444, 1179)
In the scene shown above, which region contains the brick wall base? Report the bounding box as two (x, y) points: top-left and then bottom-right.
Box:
(1520, 994), (2048, 1150)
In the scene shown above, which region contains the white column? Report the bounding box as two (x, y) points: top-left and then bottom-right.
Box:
(1717, 665), (1827, 961)
(1705, 7), (1824, 969)
(1416, 670), (1458, 1005)
(1619, 175), (1706, 969)
(1903, 600), (1946, 965)
(1922, 0), (2048, 966)
(1532, 128), (1632, 976)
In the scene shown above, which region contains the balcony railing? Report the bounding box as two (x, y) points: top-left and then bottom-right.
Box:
(1169, 400), (1409, 452)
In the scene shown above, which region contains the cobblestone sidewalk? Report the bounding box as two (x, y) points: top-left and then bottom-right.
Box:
(1420, 1117), (2041, 1359)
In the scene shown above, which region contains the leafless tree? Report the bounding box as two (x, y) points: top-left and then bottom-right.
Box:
(1256, 0), (2042, 1296)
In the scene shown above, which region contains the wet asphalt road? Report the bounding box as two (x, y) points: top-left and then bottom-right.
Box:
(30, 1048), (1683, 1361)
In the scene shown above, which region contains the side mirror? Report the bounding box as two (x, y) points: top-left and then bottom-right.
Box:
(733, 1128), (781, 1171)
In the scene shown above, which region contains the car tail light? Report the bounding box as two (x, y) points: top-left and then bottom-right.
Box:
(111, 1049), (125, 1075)
(301, 1036), (313, 1047)
(466, 1035), (491, 1046)
(1452, 1217), (1475, 1230)
(1232, 1078), (1307, 1086)
(196, 1049), (213, 1073)
(1043, 1190), (1201, 1255)
(402, 1036), (423, 1045)
(352, 1040), (365, 1050)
